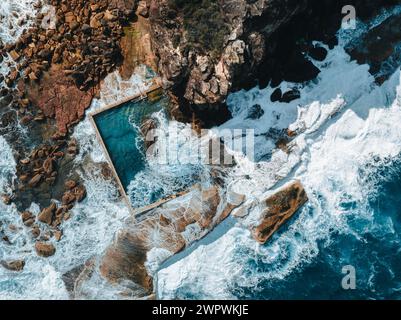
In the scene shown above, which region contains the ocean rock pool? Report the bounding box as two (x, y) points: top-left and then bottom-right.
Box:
(92, 89), (169, 200)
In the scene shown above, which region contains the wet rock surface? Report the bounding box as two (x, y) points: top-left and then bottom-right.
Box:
(97, 185), (244, 296)
(148, 0), (399, 126)
(35, 241), (56, 257)
(0, 259), (25, 272)
(347, 11), (401, 83)
(252, 180), (308, 244)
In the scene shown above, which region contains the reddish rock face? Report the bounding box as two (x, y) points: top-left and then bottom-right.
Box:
(24, 66), (94, 134)
(252, 180), (308, 244)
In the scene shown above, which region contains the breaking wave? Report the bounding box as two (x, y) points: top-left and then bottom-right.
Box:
(2, 1), (401, 300)
(156, 14), (401, 299)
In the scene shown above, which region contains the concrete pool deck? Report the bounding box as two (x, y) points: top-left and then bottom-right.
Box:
(88, 80), (164, 216)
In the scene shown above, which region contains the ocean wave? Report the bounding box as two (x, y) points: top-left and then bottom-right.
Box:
(155, 22), (401, 299)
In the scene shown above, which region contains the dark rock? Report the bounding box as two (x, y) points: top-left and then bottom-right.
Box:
(270, 88), (282, 102)
(280, 89), (301, 103)
(282, 52), (321, 83)
(309, 45), (328, 61)
(246, 104), (265, 120)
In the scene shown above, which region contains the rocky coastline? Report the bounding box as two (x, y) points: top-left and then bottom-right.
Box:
(1, 0), (400, 298)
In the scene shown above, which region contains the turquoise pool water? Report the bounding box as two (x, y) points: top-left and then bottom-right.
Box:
(93, 94), (169, 193)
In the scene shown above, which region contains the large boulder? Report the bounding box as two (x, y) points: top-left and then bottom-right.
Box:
(35, 241), (56, 257)
(37, 202), (57, 225)
(0, 260), (25, 271)
(252, 180), (308, 244)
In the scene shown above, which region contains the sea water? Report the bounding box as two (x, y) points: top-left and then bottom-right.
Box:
(2, 1), (401, 299)
(156, 8), (401, 299)
(93, 95), (169, 192)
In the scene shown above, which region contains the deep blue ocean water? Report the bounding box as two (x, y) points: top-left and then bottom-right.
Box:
(232, 157), (401, 299)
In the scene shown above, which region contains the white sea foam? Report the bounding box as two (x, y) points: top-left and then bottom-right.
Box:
(73, 65), (155, 163)
(127, 111), (212, 208)
(2, 2), (401, 299)
(0, 0), (39, 44)
(0, 66), (154, 299)
(156, 28), (401, 299)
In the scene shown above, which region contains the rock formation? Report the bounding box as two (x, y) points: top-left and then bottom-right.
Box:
(251, 180), (308, 244)
(69, 184), (246, 297)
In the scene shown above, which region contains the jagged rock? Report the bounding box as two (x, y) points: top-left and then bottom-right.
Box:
(28, 174), (43, 187)
(99, 185), (244, 296)
(24, 65), (94, 134)
(38, 202), (56, 225)
(252, 180), (308, 244)
(149, 0), (306, 108)
(1, 260), (25, 271)
(35, 241), (56, 257)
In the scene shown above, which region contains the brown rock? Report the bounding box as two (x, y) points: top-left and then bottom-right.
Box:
(1, 260), (25, 271)
(252, 181), (308, 244)
(31, 226), (40, 238)
(20, 158), (30, 165)
(28, 174), (42, 187)
(99, 185), (243, 295)
(24, 65), (94, 134)
(24, 218), (35, 227)
(64, 12), (76, 24)
(38, 202), (56, 225)
(62, 191), (76, 205)
(65, 180), (77, 190)
(28, 72), (38, 81)
(1, 194), (12, 205)
(21, 211), (35, 227)
(73, 185), (86, 202)
(35, 241), (56, 257)
(137, 1), (149, 17)
(20, 115), (33, 125)
(63, 212), (71, 221)
(54, 230), (62, 241)
(43, 157), (55, 175)
(9, 50), (20, 61)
